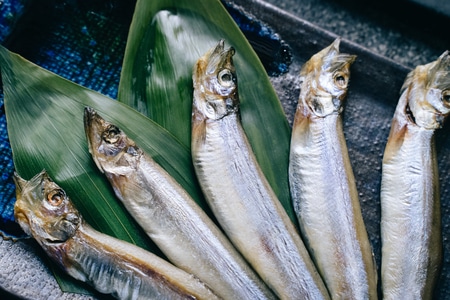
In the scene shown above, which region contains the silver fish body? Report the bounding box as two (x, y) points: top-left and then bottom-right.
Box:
(289, 39), (378, 299)
(84, 108), (275, 300)
(191, 40), (330, 300)
(13, 170), (220, 300)
(381, 52), (450, 299)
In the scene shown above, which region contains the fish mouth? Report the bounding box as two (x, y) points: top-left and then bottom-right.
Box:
(13, 211), (32, 237)
(13, 171), (40, 237)
(84, 107), (106, 173)
(207, 39), (235, 74)
(83, 106), (96, 150)
(43, 238), (65, 245)
(321, 38), (356, 73)
(194, 40), (235, 81)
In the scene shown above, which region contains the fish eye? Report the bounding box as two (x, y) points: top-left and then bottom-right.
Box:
(442, 90), (450, 105)
(103, 125), (121, 144)
(47, 189), (65, 206)
(334, 72), (348, 88)
(218, 69), (234, 87)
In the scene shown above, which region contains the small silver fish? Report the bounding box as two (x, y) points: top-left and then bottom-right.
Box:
(381, 51), (450, 299)
(13, 170), (220, 300)
(191, 40), (330, 300)
(84, 107), (275, 300)
(288, 38), (378, 299)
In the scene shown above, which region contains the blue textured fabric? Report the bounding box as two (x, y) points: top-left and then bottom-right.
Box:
(0, 0), (28, 43)
(0, 93), (15, 224)
(0, 0), (30, 227)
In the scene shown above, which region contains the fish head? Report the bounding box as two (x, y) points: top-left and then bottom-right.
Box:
(193, 39), (239, 121)
(13, 170), (80, 246)
(402, 51), (450, 129)
(84, 107), (140, 175)
(299, 38), (356, 117)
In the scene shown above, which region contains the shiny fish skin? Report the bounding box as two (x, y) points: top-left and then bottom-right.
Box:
(191, 40), (330, 300)
(84, 108), (275, 300)
(381, 52), (450, 300)
(13, 170), (220, 300)
(289, 39), (378, 299)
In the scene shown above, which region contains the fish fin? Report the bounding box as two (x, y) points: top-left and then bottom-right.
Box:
(13, 172), (27, 192)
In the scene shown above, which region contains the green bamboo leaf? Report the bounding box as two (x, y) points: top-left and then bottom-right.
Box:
(119, 0), (296, 223)
(0, 45), (206, 291)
